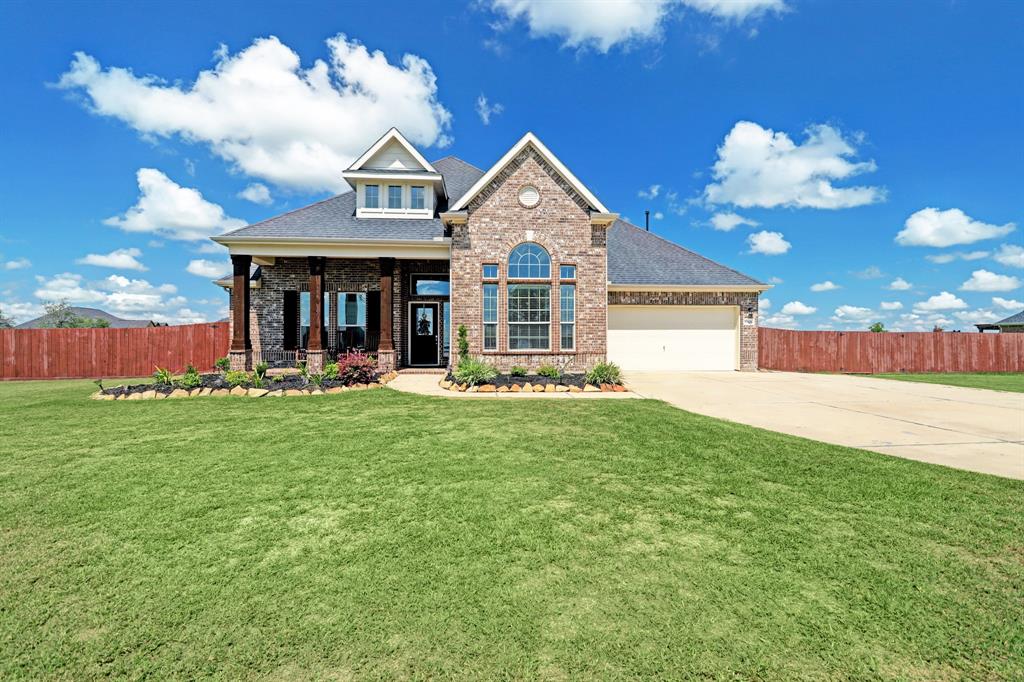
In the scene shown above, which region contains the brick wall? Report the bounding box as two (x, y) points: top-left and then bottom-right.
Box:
(607, 290), (760, 370)
(395, 259), (450, 367)
(450, 145), (608, 372)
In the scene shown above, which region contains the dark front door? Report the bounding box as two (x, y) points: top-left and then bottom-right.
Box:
(409, 303), (439, 366)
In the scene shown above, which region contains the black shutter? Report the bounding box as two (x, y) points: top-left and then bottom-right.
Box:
(366, 291), (381, 348)
(283, 291), (298, 350)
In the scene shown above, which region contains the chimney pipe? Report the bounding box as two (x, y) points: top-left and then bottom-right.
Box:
(645, 210), (650, 231)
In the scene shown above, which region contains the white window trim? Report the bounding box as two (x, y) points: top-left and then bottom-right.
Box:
(357, 181), (433, 219)
(507, 283), (552, 352)
(560, 283), (575, 351)
(482, 282), (499, 352)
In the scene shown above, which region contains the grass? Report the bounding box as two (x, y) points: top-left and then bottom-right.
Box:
(871, 372), (1024, 393)
(1, 380), (1022, 680)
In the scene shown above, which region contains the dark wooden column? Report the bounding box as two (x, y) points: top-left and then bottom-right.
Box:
(230, 254), (252, 352)
(379, 257), (394, 353)
(307, 256), (325, 353)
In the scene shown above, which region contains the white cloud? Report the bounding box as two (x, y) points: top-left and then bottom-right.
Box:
(703, 121), (883, 209)
(993, 243), (1024, 268)
(186, 259), (231, 279)
(832, 305), (874, 322)
(887, 277), (912, 291)
(709, 211), (758, 231)
(653, 211), (664, 220)
(759, 297), (771, 311)
(781, 301), (816, 315)
(810, 280), (839, 292)
(76, 247), (147, 271)
(56, 35), (452, 192)
(237, 182), (272, 205)
(879, 301), (903, 310)
(992, 297), (1023, 310)
(762, 312), (796, 328)
(925, 250), (988, 264)
(682, 0), (787, 20)
(104, 169), (245, 241)
(895, 208), (1015, 247)
(638, 184), (661, 200)
(954, 309), (1001, 325)
(959, 269), (1021, 292)
(3, 258), (31, 270)
(475, 93), (504, 125)
(914, 291), (967, 311)
(747, 230), (790, 255)
(853, 265), (884, 280)
(768, 276), (783, 284)
(0, 300), (44, 323)
(31, 272), (203, 323)
(195, 241), (227, 254)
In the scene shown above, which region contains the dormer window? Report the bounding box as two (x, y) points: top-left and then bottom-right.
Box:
(388, 185), (403, 209)
(410, 186), (425, 210)
(346, 128), (442, 219)
(365, 185), (380, 209)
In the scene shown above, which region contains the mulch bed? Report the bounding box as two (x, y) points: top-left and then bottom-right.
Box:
(100, 372), (379, 397)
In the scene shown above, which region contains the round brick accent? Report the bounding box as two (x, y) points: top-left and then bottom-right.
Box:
(517, 184), (540, 208)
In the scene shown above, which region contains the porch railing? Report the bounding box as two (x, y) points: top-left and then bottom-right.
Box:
(255, 333), (380, 368)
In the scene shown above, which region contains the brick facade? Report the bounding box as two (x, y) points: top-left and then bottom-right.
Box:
(450, 145), (608, 372)
(607, 290), (760, 370)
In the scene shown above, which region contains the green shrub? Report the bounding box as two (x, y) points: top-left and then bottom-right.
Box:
(586, 362), (622, 386)
(225, 370), (249, 387)
(272, 374), (284, 383)
(152, 366), (173, 386)
(457, 324), (469, 362)
(509, 365), (527, 377)
(179, 364), (201, 389)
(214, 356), (230, 372)
(537, 364), (561, 379)
(308, 372), (325, 387)
(254, 361), (269, 381)
(453, 357), (498, 387)
(323, 362), (339, 380)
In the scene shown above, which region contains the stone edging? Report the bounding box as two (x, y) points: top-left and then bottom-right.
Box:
(439, 380), (627, 394)
(91, 371), (399, 401)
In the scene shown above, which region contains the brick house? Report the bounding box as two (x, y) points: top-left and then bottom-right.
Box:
(213, 129), (768, 374)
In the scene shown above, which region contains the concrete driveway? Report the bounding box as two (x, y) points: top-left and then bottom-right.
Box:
(625, 371), (1024, 479)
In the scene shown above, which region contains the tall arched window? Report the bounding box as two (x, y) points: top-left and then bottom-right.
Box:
(507, 243), (551, 349)
(508, 243), (550, 279)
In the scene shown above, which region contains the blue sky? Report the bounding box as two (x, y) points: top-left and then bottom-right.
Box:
(1, 0), (1021, 329)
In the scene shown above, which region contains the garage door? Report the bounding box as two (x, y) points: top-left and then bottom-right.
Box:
(607, 305), (738, 371)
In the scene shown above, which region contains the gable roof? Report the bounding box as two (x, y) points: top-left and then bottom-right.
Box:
(214, 156), (485, 243)
(16, 307), (156, 329)
(449, 132), (609, 213)
(994, 309), (1024, 325)
(607, 220), (766, 289)
(346, 127), (437, 173)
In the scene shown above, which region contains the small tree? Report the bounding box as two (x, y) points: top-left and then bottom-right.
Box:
(0, 307), (12, 329)
(868, 322), (886, 333)
(456, 324), (469, 364)
(41, 300), (109, 328)
(932, 324), (945, 333)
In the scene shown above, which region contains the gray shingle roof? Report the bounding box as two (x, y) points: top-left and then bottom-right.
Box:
(995, 309), (1024, 325)
(218, 156), (484, 242)
(607, 219), (764, 287)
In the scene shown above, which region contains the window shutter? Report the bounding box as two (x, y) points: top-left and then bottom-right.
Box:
(283, 291), (298, 350)
(366, 290), (381, 333)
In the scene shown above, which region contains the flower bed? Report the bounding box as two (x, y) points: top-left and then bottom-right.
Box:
(439, 372), (627, 394)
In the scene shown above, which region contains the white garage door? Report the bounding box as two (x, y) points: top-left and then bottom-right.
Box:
(607, 305), (738, 371)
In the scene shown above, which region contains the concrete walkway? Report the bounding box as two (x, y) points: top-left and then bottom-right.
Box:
(625, 371), (1024, 479)
(389, 373), (637, 400)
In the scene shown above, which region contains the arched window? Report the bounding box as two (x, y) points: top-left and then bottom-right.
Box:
(508, 243), (550, 279)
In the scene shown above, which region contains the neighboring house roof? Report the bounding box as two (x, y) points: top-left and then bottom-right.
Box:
(214, 265), (262, 289)
(607, 220), (766, 289)
(976, 309), (1024, 331)
(215, 156), (485, 243)
(16, 307), (155, 329)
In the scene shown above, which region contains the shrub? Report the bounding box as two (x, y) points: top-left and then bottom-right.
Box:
(225, 370), (249, 387)
(457, 324), (469, 362)
(214, 356), (230, 372)
(153, 367), (173, 386)
(454, 357), (498, 387)
(335, 352), (377, 385)
(537, 364), (561, 379)
(179, 364), (201, 389)
(323, 362), (339, 380)
(308, 372), (325, 387)
(254, 361), (268, 380)
(509, 365), (527, 377)
(272, 374), (284, 383)
(586, 362), (622, 386)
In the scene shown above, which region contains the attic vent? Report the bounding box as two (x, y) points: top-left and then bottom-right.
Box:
(518, 185), (540, 208)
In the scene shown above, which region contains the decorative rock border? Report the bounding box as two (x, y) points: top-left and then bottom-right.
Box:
(439, 379), (627, 394)
(91, 370), (399, 401)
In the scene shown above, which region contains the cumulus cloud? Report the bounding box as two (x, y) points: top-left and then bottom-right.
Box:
(954, 309), (1001, 325)
(186, 259), (231, 279)
(56, 35), (452, 192)
(237, 183), (272, 205)
(703, 121), (883, 209)
(638, 184), (661, 200)
(475, 94), (504, 125)
(959, 269), (1021, 292)
(747, 230), (790, 255)
(32, 272), (204, 323)
(104, 169), (245, 241)
(887, 277), (912, 291)
(76, 247), (147, 271)
(759, 297), (771, 311)
(709, 211), (758, 231)
(0, 300), (44, 323)
(914, 291), (967, 311)
(832, 304), (874, 322)
(925, 250), (988, 264)
(992, 297), (1023, 310)
(761, 312), (796, 328)
(895, 208), (1015, 247)
(879, 301), (903, 310)
(3, 258), (31, 270)
(810, 280), (839, 292)
(781, 301), (816, 315)
(993, 243), (1024, 268)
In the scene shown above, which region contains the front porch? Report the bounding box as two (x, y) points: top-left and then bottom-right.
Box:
(227, 255), (450, 373)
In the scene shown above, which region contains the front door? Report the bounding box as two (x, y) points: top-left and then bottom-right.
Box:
(409, 302), (440, 366)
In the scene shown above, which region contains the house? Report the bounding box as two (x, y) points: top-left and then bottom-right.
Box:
(16, 306), (160, 329)
(212, 129), (768, 374)
(976, 309), (1024, 333)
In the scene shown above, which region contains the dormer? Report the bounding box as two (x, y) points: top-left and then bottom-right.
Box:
(342, 128), (446, 219)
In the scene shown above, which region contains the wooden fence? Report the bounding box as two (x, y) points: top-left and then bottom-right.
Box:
(0, 322), (230, 380)
(758, 327), (1024, 374)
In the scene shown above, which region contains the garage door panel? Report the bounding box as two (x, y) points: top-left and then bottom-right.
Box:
(607, 306), (737, 371)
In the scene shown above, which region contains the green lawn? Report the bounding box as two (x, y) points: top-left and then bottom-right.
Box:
(872, 372), (1024, 393)
(1, 380), (1022, 680)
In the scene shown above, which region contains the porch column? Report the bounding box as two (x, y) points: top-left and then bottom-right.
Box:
(229, 254), (252, 371)
(307, 256), (325, 374)
(378, 257), (396, 371)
